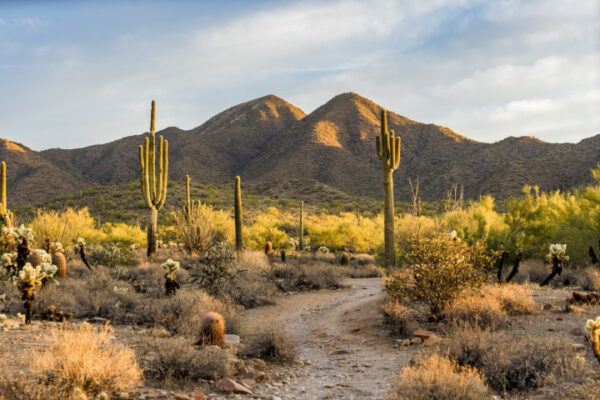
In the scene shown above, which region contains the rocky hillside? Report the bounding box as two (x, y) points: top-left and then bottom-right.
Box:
(1, 93), (598, 206)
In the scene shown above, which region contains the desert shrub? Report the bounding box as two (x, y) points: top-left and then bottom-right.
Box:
(263, 260), (346, 292)
(386, 232), (495, 318)
(140, 336), (234, 383)
(447, 325), (587, 393)
(29, 207), (102, 251)
(220, 251), (276, 308)
(88, 243), (140, 267)
(240, 321), (297, 363)
(345, 263), (384, 278)
(388, 353), (488, 400)
(0, 373), (69, 400)
(30, 323), (142, 395)
(150, 289), (240, 336)
(579, 267), (600, 291)
(172, 202), (216, 255)
(443, 292), (507, 330)
(482, 283), (537, 315)
(382, 301), (419, 337)
(100, 222), (146, 247)
(189, 241), (238, 296)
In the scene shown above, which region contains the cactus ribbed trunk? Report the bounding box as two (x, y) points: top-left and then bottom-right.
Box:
(299, 201), (304, 251)
(376, 109), (401, 269)
(234, 176), (243, 251)
(139, 100), (168, 257)
(147, 207), (158, 256)
(383, 169), (396, 268)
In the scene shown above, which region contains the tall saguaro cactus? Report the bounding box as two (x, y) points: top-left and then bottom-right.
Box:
(184, 175), (197, 222)
(376, 109), (401, 268)
(299, 201), (304, 251)
(234, 176), (243, 251)
(139, 100), (169, 256)
(0, 162), (13, 228)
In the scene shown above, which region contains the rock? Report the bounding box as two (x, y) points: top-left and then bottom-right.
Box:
(331, 349), (349, 355)
(423, 335), (442, 347)
(542, 303), (555, 311)
(242, 371), (268, 383)
(190, 393), (206, 400)
(174, 394), (191, 400)
(248, 358), (267, 371)
(402, 339), (411, 346)
(216, 378), (252, 395)
(413, 330), (436, 340)
(571, 328), (584, 336)
(225, 334), (240, 345)
(572, 343), (586, 352)
(410, 337), (423, 345)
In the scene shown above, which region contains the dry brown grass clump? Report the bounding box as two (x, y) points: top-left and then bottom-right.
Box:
(383, 301), (419, 337)
(446, 324), (587, 393)
(139, 336), (235, 384)
(240, 321), (297, 363)
(483, 283), (537, 315)
(388, 353), (488, 400)
(264, 260), (346, 292)
(30, 323), (142, 396)
(200, 312), (225, 347)
(579, 267), (600, 291)
(444, 293), (507, 330)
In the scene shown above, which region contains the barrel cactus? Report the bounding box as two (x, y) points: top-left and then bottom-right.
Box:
(51, 242), (67, 279)
(200, 312), (225, 347)
(585, 316), (600, 364)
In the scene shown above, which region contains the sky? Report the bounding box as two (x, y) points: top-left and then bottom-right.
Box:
(0, 0), (599, 150)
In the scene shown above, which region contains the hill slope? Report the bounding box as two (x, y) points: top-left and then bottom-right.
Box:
(1, 92), (597, 207)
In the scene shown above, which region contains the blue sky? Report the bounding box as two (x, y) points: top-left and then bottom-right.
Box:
(0, 0), (598, 150)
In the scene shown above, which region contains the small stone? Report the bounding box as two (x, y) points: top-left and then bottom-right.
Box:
(572, 343), (586, 352)
(571, 328), (584, 336)
(248, 358), (267, 371)
(225, 334), (240, 345)
(174, 394), (192, 400)
(542, 303), (555, 311)
(216, 378), (252, 395)
(190, 393), (206, 400)
(413, 330), (436, 340)
(423, 335), (442, 347)
(410, 337), (423, 345)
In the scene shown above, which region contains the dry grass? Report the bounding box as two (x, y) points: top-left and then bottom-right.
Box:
(446, 324), (588, 393)
(388, 353), (488, 400)
(264, 259), (347, 292)
(444, 293), (507, 330)
(383, 301), (419, 337)
(139, 336), (235, 384)
(30, 323), (142, 396)
(240, 320), (297, 363)
(483, 283), (538, 315)
(579, 267), (600, 291)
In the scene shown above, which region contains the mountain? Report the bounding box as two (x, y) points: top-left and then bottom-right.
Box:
(1, 92), (598, 207)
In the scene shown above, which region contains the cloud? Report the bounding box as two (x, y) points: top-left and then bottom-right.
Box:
(0, 0), (598, 150)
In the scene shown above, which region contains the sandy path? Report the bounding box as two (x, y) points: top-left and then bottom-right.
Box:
(243, 278), (412, 399)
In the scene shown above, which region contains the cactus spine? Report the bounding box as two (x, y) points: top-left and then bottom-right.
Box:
(0, 162), (13, 228)
(299, 201), (304, 251)
(376, 109), (401, 268)
(139, 100), (169, 256)
(234, 176), (243, 251)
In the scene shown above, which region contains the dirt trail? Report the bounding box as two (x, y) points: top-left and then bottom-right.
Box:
(243, 278), (412, 399)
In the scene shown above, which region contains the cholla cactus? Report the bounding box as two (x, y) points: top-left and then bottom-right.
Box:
(0, 313), (6, 325)
(12, 263), (46, 324)
(447, 230), (461, 242)
(283, 238), (298, 251)
(317, 246), (330, 254)
(541, 243), (569, 286)
(74, 237), (86, 251)
(51, 242), (64, 254)
(11, 225), (34, 245)
(130, 243), (140, 251)
(74, 237), (92, 270)
(546, 243), (569, 262)
(585, 316), (600, 364)
(40, 262), (58, 285)
(161, 258), (180, 296)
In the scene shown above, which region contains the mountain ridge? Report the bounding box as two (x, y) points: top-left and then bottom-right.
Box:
(0, 92), (597, 207)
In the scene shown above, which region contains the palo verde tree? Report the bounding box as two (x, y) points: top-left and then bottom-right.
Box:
(376, 109), (401, 268)
(139, 100), (169, 256)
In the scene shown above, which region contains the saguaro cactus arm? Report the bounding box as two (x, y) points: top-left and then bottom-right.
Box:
(376, 110), (401, 171)
(139, 100), (169, 211)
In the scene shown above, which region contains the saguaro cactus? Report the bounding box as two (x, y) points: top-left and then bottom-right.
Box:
(376, 109), (401, 268)
(299, 201), (304, 251)
(0, 162), (13, 228)
(234, 176), (243, 251)
(184, 175), (197, 222)
(139, 100), (169, 256)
